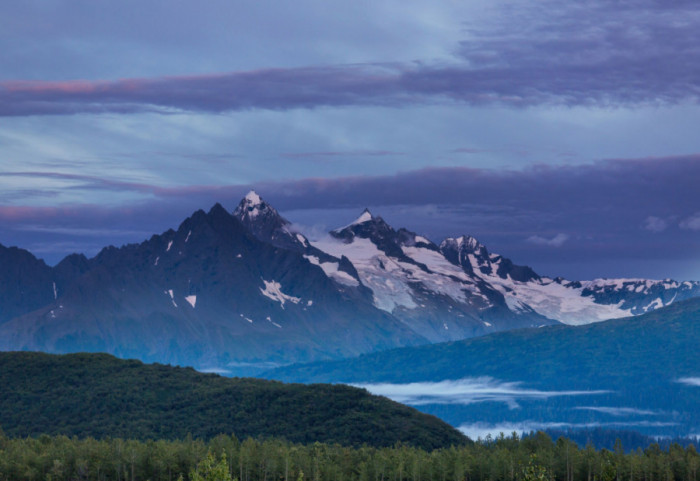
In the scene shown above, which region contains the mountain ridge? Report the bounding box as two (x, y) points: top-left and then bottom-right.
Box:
(0, 191), (698, 374)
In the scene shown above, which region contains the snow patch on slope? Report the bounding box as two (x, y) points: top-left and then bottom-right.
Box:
(165, 289), (177, 307)
(313, 237), (416, 311)
(185, 295), (197, 308)
(313, 236), (488, 312)
(304, 255), (359, 286)
(259, 280), (301, 309)
(479, 274), (634, 325)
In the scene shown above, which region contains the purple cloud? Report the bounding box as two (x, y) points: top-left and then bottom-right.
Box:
(680, 213), (700, 231)
(527, 234), (570, 248)
(644, 216), (669, 233)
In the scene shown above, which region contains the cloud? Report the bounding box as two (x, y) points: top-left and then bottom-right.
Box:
(676, 377), (700, 387)
(574, 406), (659, 416)
(645, 216), (668, 233)
(3, 0), (700, 117)
(458, 420), (679, 440)
(196, 367), (231, 375)
(15, 225), (152, 238)
(527, 234), (569, 247)
(0, 171), (155, 193)
(680, 213), (700, 231)
(353, 377), (609, 409)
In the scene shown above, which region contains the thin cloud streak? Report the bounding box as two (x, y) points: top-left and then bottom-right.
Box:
(574, 407), (659, 416)
(677, 377), (700, 387)
(16, 225), (152, 238)
(0, 171), (156, 193)
(353, 377), (609, 409)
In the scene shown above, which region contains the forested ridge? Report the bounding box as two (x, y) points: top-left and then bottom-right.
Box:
(0, 431), (699, 481)
(0, 352), (464, 449)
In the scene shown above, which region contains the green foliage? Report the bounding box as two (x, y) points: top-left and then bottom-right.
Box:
(0, 352), (465, 449)
(190, 452), (234, 481)
(522, 455), (549, 481)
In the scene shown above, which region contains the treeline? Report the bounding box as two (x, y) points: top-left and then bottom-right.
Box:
(1, 431), (699, 481)
(544, 429), (700, 453)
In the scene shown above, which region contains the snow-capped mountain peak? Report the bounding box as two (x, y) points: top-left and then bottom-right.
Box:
(332, 208), (378, 235)
(244, 190), (262, 205)
(233, 190), (281, 223)
(232, 191), (302, 249)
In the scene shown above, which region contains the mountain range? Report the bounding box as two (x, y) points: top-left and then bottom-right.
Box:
(0, 191), (698, 375)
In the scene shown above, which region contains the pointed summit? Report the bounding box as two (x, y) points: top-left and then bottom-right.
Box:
(234, 190), (277, 222)
(351, 208), (373, 226)
(244, 190), (262, 205)
(330, 209), (411, 259)
(333, 208), (387, 235)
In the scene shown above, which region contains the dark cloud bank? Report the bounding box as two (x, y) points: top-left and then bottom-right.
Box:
(1, 156), (698, 280)
(2, 1), (700, 115)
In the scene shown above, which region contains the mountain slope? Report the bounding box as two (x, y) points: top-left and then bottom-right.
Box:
(313, 210), (554, 341)
(0, 351), (467, 448)
(266, 296), (700, 384)
(439, 235), (700, 325)
(0, 244), (56, 324)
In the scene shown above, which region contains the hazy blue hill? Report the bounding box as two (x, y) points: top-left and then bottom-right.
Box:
(265, 297), (700, 438)
(266, 297), (700, 385)
(0, 351), (467, 449)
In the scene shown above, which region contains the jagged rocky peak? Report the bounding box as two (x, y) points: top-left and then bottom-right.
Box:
(232, 191), (312, 251)
(441, 235), (486, 254)
(331, 209), (411, 260)
(440, 236), (490, 266)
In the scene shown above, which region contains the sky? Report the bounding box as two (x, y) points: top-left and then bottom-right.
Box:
(1, 0), (699, 280)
